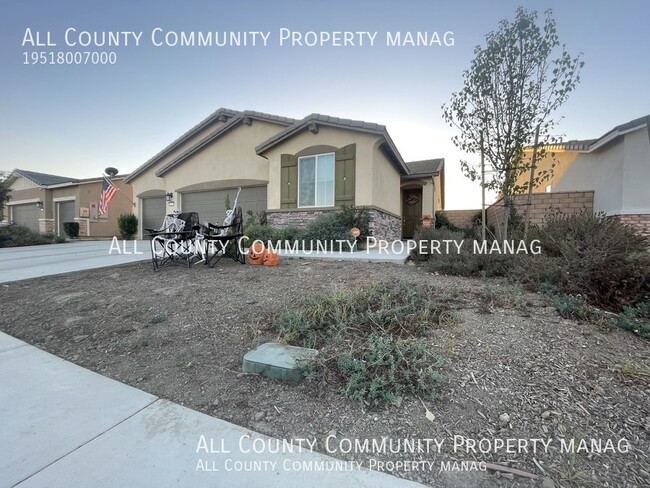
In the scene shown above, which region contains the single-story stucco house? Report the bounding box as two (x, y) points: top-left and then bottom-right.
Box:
(125, 108), (444, 240)
(3, 169), (133, 237)
(516, 114), (650, 238)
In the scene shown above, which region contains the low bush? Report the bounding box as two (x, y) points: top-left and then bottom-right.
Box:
(0, 225), (65, 247)
(63, 222), (79, 239)
(273, 281), (452, 407)
(617, 302), (650, 339)
(117, 213), (138, 240)
(533, 212), (650, 311)
(434, 211), (461, 231)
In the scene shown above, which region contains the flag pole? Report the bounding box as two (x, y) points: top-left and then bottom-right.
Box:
(105, 174), (135, 207)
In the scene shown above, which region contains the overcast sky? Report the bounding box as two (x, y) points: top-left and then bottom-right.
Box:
(1, 0), (648, 209)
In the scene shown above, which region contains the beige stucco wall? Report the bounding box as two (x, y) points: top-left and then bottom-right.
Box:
(372, 141), (402, 216)
(128, 118), (232, 200)
(519, 142), (625, 215)
(163, 120), (280, 197)
(434, 174), (443, 210)
(621, 128), (650, 213)
(6, 183), (49, 220)
(263, 126), (399, 214)
(129, 119), (284, 233)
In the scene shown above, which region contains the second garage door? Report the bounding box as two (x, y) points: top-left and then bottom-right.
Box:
(57, 201), (75, 236)
(181, 186), (267, 225)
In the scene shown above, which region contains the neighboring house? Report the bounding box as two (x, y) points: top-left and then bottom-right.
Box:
(125, 108), (445, 240)
(516, 114), (650, 237)
(3, 169), (133, 237)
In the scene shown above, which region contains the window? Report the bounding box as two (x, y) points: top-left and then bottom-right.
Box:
(545, 184), (552, 193)
(298, 153), (334, 207)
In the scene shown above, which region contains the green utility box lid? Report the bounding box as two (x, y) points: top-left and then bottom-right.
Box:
(242, 342), (319, 381)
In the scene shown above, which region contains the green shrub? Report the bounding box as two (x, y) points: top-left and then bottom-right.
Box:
(338, 333), (444, 407)
(273, 281), (452, 407)
(339, 205), (372, 238)
(63, 222), (79, 239)
(411, 226), (465, 262)
(0, 225), (65, 247)
(434, 211), (461, 231)
(117, 213), (138, 240)
(617, 302), (650, 339)
(302, 212), (351, 244)
(535, 212), (649, 310)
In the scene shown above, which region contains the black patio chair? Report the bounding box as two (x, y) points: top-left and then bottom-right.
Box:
(146, 211), (201, 271)
(202, 206), (246, 267)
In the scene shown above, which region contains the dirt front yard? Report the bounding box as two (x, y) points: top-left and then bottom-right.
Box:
(2, 258), (649, 487)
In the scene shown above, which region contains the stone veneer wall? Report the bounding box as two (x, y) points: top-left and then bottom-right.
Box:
(367, 208), (401, 241)
(266, 207), (402, 241)
(38, 219), (54, 235)
(615, 213), (650, 243)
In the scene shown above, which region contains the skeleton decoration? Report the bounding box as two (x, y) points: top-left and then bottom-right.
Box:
(156, 208), (186, 234)
(206, 187), (241, 237)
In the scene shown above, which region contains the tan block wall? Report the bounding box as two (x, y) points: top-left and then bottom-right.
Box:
(439, 209), (479, 229)
(487, 191), (594, 236)
(616, 214), (650, 242)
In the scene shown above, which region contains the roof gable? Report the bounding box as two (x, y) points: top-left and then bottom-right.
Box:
(154, 110), (295, 178)
(255, 113), (410, 175)
(124, 107), (240, 183)
(126, 108), (295, 182)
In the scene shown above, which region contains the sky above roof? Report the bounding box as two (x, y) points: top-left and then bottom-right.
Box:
(1, 0), (648, 209)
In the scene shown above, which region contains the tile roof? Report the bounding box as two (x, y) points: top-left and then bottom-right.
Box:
(405, 159), (444, 175)
(13, 169), (78, 186)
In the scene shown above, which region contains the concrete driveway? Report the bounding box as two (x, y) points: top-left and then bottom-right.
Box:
(0, 240), (151, 284)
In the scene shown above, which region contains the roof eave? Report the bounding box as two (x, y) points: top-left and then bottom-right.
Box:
(124, 108), (240, 183)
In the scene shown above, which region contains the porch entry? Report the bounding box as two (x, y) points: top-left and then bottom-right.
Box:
(402, 188), (422, 238)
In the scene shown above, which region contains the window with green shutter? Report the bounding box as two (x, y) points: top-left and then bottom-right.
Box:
(335, 144), (355, 206)
(280, 153), (297, 208)
(280, 144), (355, 209)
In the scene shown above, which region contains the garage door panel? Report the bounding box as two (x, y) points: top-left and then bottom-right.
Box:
(142, 197), (166, 233)
(181, 187), (266, 225)
(58, 201), (75, 236)
(11, 204), (40, 233)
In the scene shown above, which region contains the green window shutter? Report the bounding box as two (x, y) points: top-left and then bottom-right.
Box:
(335, 144), (356, 206)
(280, 153), (297, 208)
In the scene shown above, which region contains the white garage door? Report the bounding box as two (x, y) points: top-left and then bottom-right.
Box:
(11, 204), (40, 233)
(181, 186), (267, 225)
(57, 201), (75, 236)
(141, 197), (166, 233)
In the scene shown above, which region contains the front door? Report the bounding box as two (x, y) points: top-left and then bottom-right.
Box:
(402, 189), (422, 238)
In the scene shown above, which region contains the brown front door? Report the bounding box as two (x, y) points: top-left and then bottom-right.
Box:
(402, 189), (422, 238)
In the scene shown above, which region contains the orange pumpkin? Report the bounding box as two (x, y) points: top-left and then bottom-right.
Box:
(247, 242), (266, 265)
(263, 249), (280, 267)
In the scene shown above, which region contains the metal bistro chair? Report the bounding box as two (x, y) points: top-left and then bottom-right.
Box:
(146, 211), (201, 271)
(202, 206), (245, 267)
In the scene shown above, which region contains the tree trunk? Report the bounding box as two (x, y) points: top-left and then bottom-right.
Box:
(523, 125), (541, 241)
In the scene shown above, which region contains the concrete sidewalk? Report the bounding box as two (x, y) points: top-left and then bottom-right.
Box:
(0, 332), (424, 488)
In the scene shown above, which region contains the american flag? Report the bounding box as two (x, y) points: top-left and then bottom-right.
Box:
(99, 176), (118, 215)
